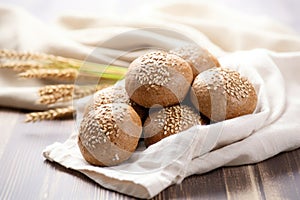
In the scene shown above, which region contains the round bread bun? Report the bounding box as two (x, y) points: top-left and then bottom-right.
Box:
(191, 67), (257, 122)
(170, 44), (220, 78)
(84, 82), (148, 121)
(125, 51), (193, 108)
(143, 104), (204, 147)
(78, 103), (142, 166)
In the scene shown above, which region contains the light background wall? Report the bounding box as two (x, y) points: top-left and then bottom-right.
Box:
(1, 0), (299, 33)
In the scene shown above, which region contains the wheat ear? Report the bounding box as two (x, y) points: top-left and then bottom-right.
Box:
(1, 49), (67, 62)
(0, 61), (43, 72)
(38, 85), (74, 104)
(19, 68), (78, 80)
(38, 84), (112, 105)
(25, 106), (74, 122)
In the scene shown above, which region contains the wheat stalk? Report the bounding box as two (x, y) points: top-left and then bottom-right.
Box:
(39, 84), (74, 95)
(1, 49), (128, 80)
(1, 49), (52, 60)
(1, 49), (128, 122)
(38, 84), (111, 105)
(25, 106), (75, 122)
(38, 85), (74, 104)
(0, 49), (73, 63)
(19, 68), (78, 80)
(0, 61), (43, 72)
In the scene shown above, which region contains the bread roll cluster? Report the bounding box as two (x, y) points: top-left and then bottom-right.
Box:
(78, 44), (257, 166)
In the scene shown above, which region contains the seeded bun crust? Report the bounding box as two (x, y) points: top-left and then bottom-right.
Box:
(143, 105), (204, 147)
(78, 103), (142, 166)
(84, 83), (148, 121)
(191, 67), (257, 122)
(170, 44), (220, 78)
(125, 51), (193, 108)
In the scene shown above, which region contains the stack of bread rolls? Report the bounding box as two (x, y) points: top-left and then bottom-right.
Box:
(78, 44), (257, 166)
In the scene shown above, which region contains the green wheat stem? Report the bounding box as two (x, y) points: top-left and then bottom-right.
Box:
(1, 49), (128, 80)
(50, 58), (128, 79)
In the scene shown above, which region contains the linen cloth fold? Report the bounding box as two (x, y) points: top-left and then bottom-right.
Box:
(1, 1), (300, 199)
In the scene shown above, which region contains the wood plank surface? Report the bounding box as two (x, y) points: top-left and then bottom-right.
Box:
(0, 108), (299, 199)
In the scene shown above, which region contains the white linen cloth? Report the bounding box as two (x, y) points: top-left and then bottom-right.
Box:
(1, 1), (300, 199)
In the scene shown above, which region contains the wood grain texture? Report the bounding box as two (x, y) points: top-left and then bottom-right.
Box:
(257, 153), (300, 200)
(0, 109), (73, 200)
(0, 109), (19, 159)
(0, 109), (300, 199)
(222, 166), (262, 200)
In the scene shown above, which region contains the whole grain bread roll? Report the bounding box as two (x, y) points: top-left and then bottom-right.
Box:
(125, 51), (193, 108)
(191, 67), (257, 122)
(170, 44), (220, 78)
(78, 103), (142, 166)
(85, 82), (148, 121)
(143, 104), (204, 147)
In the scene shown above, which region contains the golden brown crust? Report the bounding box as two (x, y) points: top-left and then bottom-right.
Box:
(78, 103), (142, 166)
(143, 105), (204, 147)
(191, 67), (257, 122)
(170, 44), (220, 78)
(125, 51), (193, 108)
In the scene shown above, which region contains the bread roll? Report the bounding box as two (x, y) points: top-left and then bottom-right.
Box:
(143, 104), (204, 147)
(191, 67), (257, 122)
(78, 103), (142, 166)
(125, 51), (193, 108)
(170, 44), (220, 78)
(85, 83), (148, 121)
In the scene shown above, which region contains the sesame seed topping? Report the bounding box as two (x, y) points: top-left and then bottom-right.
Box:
(93, 84), (132, 108)
(155, 105), (202, 136)
(170, 44), (201, 64)
(197, 67), (253, 100)
(112, 153), (120, 161)
(134, 51), (171, 87)
(169, 44), (220, 75)
(80, 104), (129, 150)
